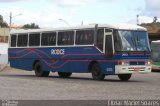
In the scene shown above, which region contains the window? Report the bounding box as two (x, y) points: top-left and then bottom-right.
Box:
(17, 34), (28, 47)
(29, 33), (40, 46)
(97, 29), (104, 51)
(76, 30), (94, 45)
(41, 32), (56, 46)
(113, 30), (122, 51)
(105, 35), (114, 57)
(0, 36), (8, 43)
(11, 35), (17, 47)
(105, 29), (112, 33)
(58, 31), (74, 45)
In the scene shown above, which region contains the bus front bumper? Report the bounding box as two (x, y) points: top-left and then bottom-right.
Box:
(115, 65), (152, 74)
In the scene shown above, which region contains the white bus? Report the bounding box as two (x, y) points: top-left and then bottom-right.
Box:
(151, 40), (160, 71)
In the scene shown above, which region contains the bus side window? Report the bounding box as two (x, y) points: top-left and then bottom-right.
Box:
(97, 29), (104, 51)
(41, 32), (56, 46)
(29, 33), (40, 46)
(76, 30), (94, 45)
(17, 34), (28, 47)
(11, 35), (17, 47)
(58, 31), (74, 45)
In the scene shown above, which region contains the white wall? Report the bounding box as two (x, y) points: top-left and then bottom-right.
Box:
(0, 43), (8, 65)
(0, 54), (8, 64)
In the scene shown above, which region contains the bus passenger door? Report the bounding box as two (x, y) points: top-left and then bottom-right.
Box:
(104, 29), (114, 59)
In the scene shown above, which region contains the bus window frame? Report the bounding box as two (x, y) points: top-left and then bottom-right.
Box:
(41, 32), (57, 46)
(10, 34), (18, 47)
(96, 28), (105, 53)
(29, 33), (41, 47)
(9, 28), (102, 48)
(104, 28), (115, 57)
(75, 29), (94, 45)
(57, 30), (75, 46)
(17, 34), (28, 47)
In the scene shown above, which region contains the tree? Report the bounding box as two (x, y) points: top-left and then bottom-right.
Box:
(22, 23), (40, 29)
(153, 16), (158, 23)
(0, 14), (9, 28)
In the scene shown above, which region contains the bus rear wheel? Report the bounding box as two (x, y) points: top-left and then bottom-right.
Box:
(118, 74), (132, 81)
(58, 72), (72, 78)
(91, 63), (105, 81)
(34, 62), (50, 77)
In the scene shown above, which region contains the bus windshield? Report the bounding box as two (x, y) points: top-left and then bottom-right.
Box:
(114, 30), (150, 52)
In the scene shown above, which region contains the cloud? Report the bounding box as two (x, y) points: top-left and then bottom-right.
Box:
(127, 0), (160, 24)
(0, 0), (28, 2)
(120, 13), (157, 25)
(0, 6), (77, 28)
(145, 0), (160, 11)
(0, 0), (113, 5)
(139, 16), (155, 23)
(143, 0), (160, 17)
(54, 0), (90, 6)
(48, 0), (113, 7)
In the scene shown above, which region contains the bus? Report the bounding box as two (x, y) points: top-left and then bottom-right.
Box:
(151, 40), (160, 71)
(8, 24), (152, 81)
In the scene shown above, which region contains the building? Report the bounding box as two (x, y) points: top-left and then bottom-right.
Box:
(0, 28), (9, 68)
(148, 28), (160, 43)
(142, 24), (160, 43)
(0, 28), (9, 43)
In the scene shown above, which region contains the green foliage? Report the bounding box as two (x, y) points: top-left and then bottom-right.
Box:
(0, 14), (9, 28)
(22, 23), (40, 29)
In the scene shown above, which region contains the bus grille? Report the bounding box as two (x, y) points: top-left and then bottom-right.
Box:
(130, 62), (145, 65)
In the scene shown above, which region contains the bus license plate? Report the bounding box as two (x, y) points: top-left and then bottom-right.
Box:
(134, 67), (140, 72)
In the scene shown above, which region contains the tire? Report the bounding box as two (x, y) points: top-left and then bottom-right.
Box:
(91, 63), (105, 81)
(118, 74), (132, 81)
(58, 72), (72, 78)
(34, 62), (50, 77)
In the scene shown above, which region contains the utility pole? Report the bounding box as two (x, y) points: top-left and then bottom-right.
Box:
(9, 12), (22, 31)
(137, 15), (139, 25)
(81, 21), (83, 26)
(9, 12), (12, 30)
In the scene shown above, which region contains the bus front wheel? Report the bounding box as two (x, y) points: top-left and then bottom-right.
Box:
(34, 62), (50, 77)
(91, 63), (105, 81)
(118, 74), (132, 81)
(58, 72), (72, 78)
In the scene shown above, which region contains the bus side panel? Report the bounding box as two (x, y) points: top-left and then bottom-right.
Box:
(9, 59), (33, 71)
(9, 47), (104, 73)
(8, 48), (50, 71)
(47, 47), (103, 73)
(99, 61), (116, 75)
(10, 59), (54, 72)
(51, 61), (89, 73)
(8, 48), (32, 71)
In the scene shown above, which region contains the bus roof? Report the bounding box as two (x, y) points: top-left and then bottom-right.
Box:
(10, 23), (147, 34)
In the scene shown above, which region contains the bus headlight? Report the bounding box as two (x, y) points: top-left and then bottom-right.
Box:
(145, 61), (151, 65)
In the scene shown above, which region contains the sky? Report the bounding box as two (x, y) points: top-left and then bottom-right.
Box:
(0, 0), (160, 28)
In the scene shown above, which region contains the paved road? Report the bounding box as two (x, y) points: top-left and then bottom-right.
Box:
(0, 67), (160, 100)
